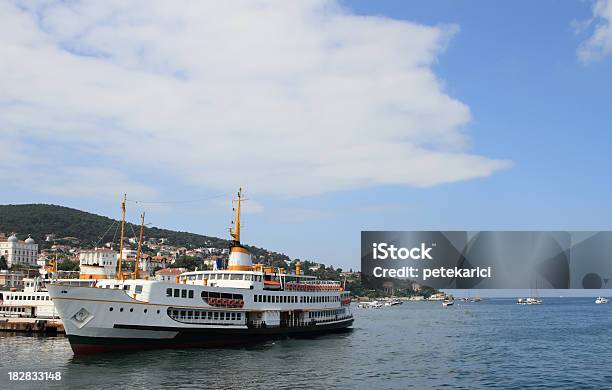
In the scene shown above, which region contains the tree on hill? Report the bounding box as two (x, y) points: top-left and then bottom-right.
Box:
(58, 259), (80, 272)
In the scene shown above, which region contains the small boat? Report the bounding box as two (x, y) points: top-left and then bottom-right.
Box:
(442, 299), (454, 307)
(517, 297), (542, 305)
(384, 298), (402, 306)
(595, 296), (608, 304)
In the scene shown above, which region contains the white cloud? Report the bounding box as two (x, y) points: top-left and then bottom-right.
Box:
(0, 0), (510, 198)
(577, 0), (612, 63)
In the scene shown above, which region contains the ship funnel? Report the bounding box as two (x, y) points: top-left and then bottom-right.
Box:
(227, 246), (253, 271)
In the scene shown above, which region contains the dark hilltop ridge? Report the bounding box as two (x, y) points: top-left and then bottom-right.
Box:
(0, 203), (289, 264)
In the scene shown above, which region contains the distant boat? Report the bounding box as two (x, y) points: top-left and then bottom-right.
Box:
(442, 299), (454, 307)
(595, 296), (608, 304)
(518, 280), (543, 305)
(517, 297), (542, 305)
(384, 298), (402, 307)
(358, 300), (383, 309)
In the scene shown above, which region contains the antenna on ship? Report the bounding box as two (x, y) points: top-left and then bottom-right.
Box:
(133, 211), (145, 280)
(116, 194), (127, 280)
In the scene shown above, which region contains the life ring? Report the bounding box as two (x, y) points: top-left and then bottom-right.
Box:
(239, 299), (244, 306)
(216, 298), (222, 305)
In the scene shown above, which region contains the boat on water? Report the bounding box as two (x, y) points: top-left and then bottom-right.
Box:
(442, 299), (454, 307)
(384, 298), (402, 307)
(0, 277), (94, 318)
(516, 297), (543, 305)
(358, 300), (383, 309)
(595, 296), (608, 304)
(48, 190), (354, 354)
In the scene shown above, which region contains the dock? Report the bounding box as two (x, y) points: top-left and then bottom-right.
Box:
(0, 318), (64, 334)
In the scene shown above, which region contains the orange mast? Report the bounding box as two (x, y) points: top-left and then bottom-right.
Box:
(133, 211), (145, 279)
(116, 194), (126, 280)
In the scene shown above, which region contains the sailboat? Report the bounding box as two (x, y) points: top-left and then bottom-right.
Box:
(517, 280), (543, 305)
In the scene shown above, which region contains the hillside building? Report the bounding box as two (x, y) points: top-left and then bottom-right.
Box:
(0, 233), (38, 267)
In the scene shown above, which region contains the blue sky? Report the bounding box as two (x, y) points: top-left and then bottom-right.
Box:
(2, 1), (612, 271)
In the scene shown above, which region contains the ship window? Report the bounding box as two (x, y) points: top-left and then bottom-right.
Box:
(130, 308), (134, 312)
(214, 312), (219, 320)
(135, 285), (143, 294)
(109, 307), (113, 311)
(207, 312), (212, 320)
(230, 274), (242, 280)
(187, 311), (193, 319)
(231, 312), (236, 320)
(157, 310), (161, 314)
(197, 274), (203, 280)
(254, 295), (258, 302)
(174, 289), (180, 298)
(144, 309), (148, 313)
(123, 285), (130, 291)
(120, 308), (124, 312)
(166, 288), (172, 297)
(188, 290), (194, 299)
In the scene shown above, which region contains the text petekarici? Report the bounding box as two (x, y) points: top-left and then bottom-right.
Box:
(372, 266), (492, 281)
(372, 243), (433, 260)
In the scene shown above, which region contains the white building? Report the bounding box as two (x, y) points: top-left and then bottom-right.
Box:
(79, 249), (118, 279)
(121, 249), (138, 259)
(0, 234), (38, 267)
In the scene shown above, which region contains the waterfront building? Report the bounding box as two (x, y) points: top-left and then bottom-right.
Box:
(0, 233), (38, 267)
(78, 248), (118, 279)
(155, 267), (185, 281)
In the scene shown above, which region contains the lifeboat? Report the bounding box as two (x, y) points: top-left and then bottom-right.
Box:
(264, 280), (281, 289)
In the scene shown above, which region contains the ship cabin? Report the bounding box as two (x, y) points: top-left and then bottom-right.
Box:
(179, 269), (343, 292)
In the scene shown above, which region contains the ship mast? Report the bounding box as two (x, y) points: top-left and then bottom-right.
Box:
(134, 211), (145, 280)
(230, 188), (243, 245)
(117, 194), (126, 280)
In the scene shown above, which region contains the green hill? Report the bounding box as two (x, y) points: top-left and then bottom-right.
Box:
(0, 204), (289, 263)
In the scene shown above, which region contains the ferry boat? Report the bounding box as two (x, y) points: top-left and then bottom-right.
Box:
(48, 190), (354, 354)
(0, 277), (94, 318)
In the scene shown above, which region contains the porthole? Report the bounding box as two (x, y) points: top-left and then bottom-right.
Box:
(109, 307), (113, 311)
(157, 309), (160, 314)
(144, 309), (148, 313)
(130, 308), (134, 312)
(120, 308), (124, 312)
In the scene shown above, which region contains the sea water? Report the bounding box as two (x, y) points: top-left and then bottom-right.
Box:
(0, 298), (610, 389)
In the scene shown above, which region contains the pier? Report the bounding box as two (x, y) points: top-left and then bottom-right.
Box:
(0, 318), (64, 334)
